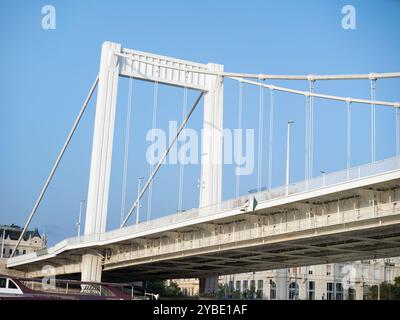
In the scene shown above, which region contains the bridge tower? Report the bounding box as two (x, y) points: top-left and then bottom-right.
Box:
(198, 63), (224, 295)
(81, 42), (121, 283)
(81, 41), (224, 283)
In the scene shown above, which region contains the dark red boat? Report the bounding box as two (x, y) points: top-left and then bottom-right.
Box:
(0, 274), (159, 300)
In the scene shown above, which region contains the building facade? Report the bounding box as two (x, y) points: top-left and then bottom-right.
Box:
(167, 278), (200, 296)
(0, 224), (46, 276)
(173, 257), (400, 300)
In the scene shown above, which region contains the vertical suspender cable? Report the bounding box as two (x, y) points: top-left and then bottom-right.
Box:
(370, 77), (376, 163)
(305, 79), (315, 181)
(346, 99), (352, 179)
(120, 77), (133, 225)
(147, 80), (159, 221)
(268, 88), (274, 191)
(235, 81), (243, 198)
(257, 79), (264, 192)
(305, 94), (310, 180)
(396, 107), (400, 156)
(178, 85), (188, 212)
(310, 80), (315, 178)
(121, 92), (205, 227)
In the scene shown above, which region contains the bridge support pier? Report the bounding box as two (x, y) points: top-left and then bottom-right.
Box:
(81, 254), (103, 283)
(199, 276), (219, 296)
(275, 269), (289, 300)
(81, 41), (121, 283)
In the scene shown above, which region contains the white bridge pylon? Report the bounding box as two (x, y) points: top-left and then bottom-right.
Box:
(83, 42), (224, 282)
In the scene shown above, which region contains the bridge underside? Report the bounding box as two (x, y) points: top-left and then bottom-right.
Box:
(46, 224), (400, 282)
(102, 225), (400, 282)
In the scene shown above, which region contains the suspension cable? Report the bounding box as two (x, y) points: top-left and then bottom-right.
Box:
(257, 79), (264, 192)
(235, 81), (243, 198)
(268, 88), (274, 190)
(11, 75), (99, 257)
(370, 78), (377, 163)
(147, 79), (159, 221)
(229, 77), (399, 108)
(178, 84), (188, 212)
(120, 77), (133, 225)
(347, 99), (352, 174)
(114, 53), (400, 81)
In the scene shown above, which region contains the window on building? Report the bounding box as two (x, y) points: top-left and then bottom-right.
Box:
(326, 282), (334, 300)
(384, 268), (393, 282)
(258, 280), (263, 291)
(250, 280), (255, 291)
(348, 288), (356, 300)
(270, 280), (276, 300)
(289, 282), (299, 300)
(16, 249), (19, 256)
(326, 265), (332, 276)
(257, 280), (264, 299)
(8, 249), (12, 255)
(308, 270), (313, 275)
(236, 281), (241, 291)
(335, 283), (343, 300)
(308, 281), (315, 300)
(363, 285), (370, 300)
(23, 250), (26, 255)
(243, 280), (248, 292)
(229, 281), (234, 293)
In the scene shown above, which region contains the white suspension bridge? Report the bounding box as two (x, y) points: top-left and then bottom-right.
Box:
(6, 41), (400, 294)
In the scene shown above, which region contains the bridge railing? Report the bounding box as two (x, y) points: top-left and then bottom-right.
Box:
(68, 156), (400, 246)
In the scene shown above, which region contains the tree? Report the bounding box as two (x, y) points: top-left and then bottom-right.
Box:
(232, 289), (242, 299)
(367, 277), (400, 300)
(165, 281), (184, 297)
(393, 276), (400, 298)
(145, 280), (184, 297)
(146, 280), (167, 296)
(216, 283), (227, 299)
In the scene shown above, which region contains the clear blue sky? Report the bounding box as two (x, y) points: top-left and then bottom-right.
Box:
(1, 0), (399, 245)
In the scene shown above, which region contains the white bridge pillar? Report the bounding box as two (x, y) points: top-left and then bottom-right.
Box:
(81, 42), (121, 283)
(198, 63), (224, 295)
(199, 63), (224, 208)
(79, 42), (224, 284)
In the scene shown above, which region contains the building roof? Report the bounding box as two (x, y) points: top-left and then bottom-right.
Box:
(0, 224), (41, 241)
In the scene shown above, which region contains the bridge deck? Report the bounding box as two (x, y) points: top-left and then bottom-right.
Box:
(7, 156), (400, 281)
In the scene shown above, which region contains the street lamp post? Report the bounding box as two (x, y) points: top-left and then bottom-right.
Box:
(320, 170), (326, 187)
(136, 177), (144, 225)
(286, 121), (294, 195)
(77, 199), (85, 241)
